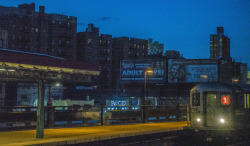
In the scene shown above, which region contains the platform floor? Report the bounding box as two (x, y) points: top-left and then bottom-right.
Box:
(0, 121), (187, 146)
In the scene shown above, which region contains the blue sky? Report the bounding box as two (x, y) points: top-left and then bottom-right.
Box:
(1, 0), (250, 69)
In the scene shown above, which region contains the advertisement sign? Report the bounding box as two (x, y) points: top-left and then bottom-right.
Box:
(168, 59), (218, 83)
(120, 60), (166, 83)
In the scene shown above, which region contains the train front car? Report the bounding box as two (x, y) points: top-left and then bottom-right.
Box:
(189, 82), (238, 131)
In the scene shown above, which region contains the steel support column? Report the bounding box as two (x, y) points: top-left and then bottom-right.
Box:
(36, 79), (45, 138)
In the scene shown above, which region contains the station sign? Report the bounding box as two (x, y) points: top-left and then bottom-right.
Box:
(106, 100), (129, 106)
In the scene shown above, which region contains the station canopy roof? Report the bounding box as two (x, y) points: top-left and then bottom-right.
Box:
(0, 48), (100, 76)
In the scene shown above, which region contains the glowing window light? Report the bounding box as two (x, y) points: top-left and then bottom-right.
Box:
(8, 69), (15, 72)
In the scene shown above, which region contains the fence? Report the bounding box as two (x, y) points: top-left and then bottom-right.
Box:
(0, 104), (187, 130)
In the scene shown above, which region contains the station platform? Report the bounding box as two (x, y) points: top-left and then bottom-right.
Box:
(0, 121), (187, 146)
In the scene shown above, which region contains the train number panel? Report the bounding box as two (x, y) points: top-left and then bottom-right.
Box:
(221, 95), (230, 105)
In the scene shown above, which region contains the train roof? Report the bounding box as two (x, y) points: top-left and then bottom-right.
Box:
(191, 82), (242, 93)
(235, 84), (250, 93)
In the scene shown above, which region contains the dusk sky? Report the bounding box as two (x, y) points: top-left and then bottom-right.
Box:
(1, 0), (250, 69)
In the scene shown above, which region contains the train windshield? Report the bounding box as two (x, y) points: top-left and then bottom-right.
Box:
(205, 92), (217, 126)
(192, 93), (200, 106)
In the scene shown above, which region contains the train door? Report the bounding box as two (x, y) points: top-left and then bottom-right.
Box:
(204, 92), (217, 126)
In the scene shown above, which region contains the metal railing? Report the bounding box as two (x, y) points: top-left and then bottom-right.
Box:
(0, 104), (187, 130)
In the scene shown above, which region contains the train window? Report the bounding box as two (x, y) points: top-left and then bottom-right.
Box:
(192, 93), (200, 106)
(220, 93), (230, 106)
(244, 94), (249, 109)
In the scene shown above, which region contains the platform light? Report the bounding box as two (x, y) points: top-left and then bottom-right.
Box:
(8, 69), (15, 72)
(220, 118), (225, 123)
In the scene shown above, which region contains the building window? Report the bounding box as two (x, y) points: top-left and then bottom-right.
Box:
(36, 28), (38, 32)
(88, 39), (92, 44)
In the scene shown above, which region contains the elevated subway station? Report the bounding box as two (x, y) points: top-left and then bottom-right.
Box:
(0, 48), (100, 107)
(0, 48), (100, 138)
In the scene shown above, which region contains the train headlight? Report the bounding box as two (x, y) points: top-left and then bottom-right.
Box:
(197, 118), (201, 122)
(220, 118), (225, 123)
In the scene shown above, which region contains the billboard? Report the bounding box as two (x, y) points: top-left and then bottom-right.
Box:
(120, 60), (166, 83)
(168, 59), (218, 83)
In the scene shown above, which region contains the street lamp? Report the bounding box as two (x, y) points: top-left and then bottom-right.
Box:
(200, 75), (208, 82)
(232, 78), (239, 84)
(142, 69), (153, 123)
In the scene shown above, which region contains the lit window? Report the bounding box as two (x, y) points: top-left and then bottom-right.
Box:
(244, 94), (249, 109)
(36, 28), (38, 32)
(88, 39), (92, 44)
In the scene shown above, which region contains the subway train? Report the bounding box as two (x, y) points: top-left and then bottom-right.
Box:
(187, 82), (250, 131)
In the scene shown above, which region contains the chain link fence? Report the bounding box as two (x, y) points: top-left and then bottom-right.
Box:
(0, 104), (187, 130)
